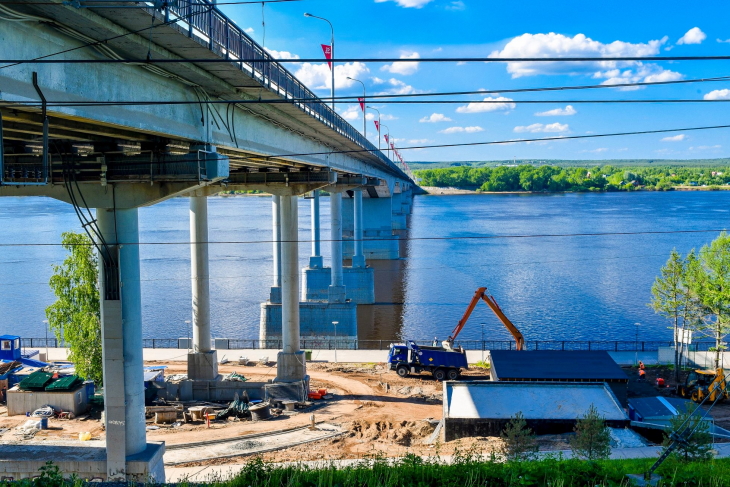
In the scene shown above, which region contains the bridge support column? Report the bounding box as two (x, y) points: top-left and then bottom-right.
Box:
(328, 191), (347, 303)
(187, 194), (218, 381)
(391, 190), (408, 231)
(342, 190), (375, 304)
(344, 196), (399, 260)
(269, 195), (282, 304)
(301, 190), (330, 301)
(97, 208), (164, 481)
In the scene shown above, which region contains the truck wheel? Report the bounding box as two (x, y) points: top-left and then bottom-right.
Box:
(447, 369), (459, 381)
(396, 365), (409, 378)
(433, 369), (446, 381)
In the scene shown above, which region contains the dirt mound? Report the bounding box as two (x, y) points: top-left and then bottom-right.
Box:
(346, 419), (436, 446)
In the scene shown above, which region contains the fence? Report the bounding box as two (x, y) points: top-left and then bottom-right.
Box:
(22, 337), (718, 352)
(145, 0), (411, 180)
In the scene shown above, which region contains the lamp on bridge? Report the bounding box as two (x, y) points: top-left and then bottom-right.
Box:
(347, 76), (366, 139)
(304, 13), (335, 110)
(367, 106), (381, 151)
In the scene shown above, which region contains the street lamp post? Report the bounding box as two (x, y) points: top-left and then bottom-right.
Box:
(43, 319), (49, 362)
(332, 321), (339, 363)
(347, 77), (366, 139)
(481, 323), (486, 363)
(304, 13), (335, 110)
(635, 322), (641, 366)
(367, 106), (381, 150)
(381, 124), (390, 159)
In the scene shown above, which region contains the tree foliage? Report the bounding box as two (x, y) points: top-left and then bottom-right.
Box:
(500, 412), (539, 461)
(45, 232), (102, 385)
(663, 402), (714, 463)
(650, 250), (699, 380)
(415, 164), (730, 192)
(570, 404), (611, 461)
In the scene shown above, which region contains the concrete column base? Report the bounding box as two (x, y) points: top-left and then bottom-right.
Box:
(344, 266), (375, 304)
(187, 351), (219, 381)
(0, 442), (165, 482)
(269, 286), (281, 304)
(392, 213), (407, 231)
(301, 266), (331, 301)
(345, 231), (400, 260)
(276, 351), (307, 382)
(328, 285), (347, 303)
(260, 301), (358, 344)
(308, 256), (323, 268)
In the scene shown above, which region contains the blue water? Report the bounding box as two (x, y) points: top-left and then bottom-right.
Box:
(0, 191), (727, 343)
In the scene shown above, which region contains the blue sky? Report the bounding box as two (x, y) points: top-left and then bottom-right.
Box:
(218, 0), (730, 162)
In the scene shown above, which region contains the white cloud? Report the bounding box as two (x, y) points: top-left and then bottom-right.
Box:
(456, 96), (516, 113)
(581, 148), (608, 153)
(704, 89), (730, 100)
(265, 48), (300, 60)
(446, 0), (465, 10)
(365, 112), (397, 121)
(339, 105), (362, 121)
(718, 39), (730, 43)
(661, 134), (686, 142)
(535, 105), (577, 116)
(514, 123), (569, 133)
(488, 32), (681, 87)
(374, 0), (433, 7)
(295, 62), (370, 90)
(677, 27), (706, 45)
(376, 78), (418, 95)
(419, 113), (453, 123)
(408, 139), (431, 144)
(381, 52), (420, 76)
(690, 145), (722, 150)
(244, 27), (254, 34)
(439, 126), (484, 134)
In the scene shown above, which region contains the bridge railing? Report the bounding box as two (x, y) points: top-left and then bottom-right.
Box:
(148, 0), (411, 180)
(23, 337), (715, 352)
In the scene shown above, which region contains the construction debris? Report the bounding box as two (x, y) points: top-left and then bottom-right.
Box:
(215, 393), (250, 420)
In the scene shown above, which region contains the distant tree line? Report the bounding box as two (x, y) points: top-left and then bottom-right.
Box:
(415, 165), (730, 192)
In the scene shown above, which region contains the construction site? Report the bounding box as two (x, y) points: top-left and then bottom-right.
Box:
(1, 288), (730, 480)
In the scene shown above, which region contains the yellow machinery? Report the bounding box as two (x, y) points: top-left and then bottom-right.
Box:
(677, 368), (728, 403)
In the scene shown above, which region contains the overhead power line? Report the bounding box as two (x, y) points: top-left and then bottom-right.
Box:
(0, 0), (299, 4)
(3, 98), (730, 109)
(0, 228), (727, 247)
(3, 56), (730, 65)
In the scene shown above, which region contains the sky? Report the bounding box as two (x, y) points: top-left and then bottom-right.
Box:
(216, 0), (730, 162)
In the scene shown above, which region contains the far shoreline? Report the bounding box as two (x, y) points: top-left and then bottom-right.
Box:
(420, 186), (730, 195)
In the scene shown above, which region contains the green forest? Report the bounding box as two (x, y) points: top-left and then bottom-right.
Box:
(414, 165), (730, 192)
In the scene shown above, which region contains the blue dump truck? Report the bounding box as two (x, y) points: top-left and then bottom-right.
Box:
(388, 340), (468, 381)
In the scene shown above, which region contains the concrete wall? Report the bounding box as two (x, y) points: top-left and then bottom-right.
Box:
(260, 302), (358, 341)
(7, 385), (88, 416)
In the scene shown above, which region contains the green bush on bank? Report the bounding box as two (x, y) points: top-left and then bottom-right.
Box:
(415, 164), (730, 192)
(216, 455), (730, 487)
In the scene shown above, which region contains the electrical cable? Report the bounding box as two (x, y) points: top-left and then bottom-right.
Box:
(1, 227), (729, 247)
(5, 56), (730, 64)
(0, 0), (300, 4)
(8, 97), (730, 108)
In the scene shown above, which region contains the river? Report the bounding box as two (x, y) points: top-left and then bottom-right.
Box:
(0, 191), (727, 344)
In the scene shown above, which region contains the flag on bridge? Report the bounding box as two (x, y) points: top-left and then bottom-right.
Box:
(321, 44), (332, 69)
(374, 120), (380, 131)
(384, 134), (389, 144)
(358, 98), (365, 112)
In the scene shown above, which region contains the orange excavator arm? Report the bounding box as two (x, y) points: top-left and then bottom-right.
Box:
(447, 287), (525, 351)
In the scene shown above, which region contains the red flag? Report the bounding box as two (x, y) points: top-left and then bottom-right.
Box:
(358, 98), (365, 112)
(384, 134), (389, 144)
(321, 44), (332, 69)
(374, 120), (380, 131)
(390, 142), (395, 151)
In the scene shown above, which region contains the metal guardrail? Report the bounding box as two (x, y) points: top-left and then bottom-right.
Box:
(22, 337), (718, 352)
(147, 0), (411, 180)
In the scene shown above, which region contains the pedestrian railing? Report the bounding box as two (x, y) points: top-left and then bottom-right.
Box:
(144, 0), (411, 180)
(24, 337), (717, 352)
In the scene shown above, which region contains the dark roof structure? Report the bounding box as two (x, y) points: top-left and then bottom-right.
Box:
(628, 396), (693, 419)
(490, 350), (629, 382)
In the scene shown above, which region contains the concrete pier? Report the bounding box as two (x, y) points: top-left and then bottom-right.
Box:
(344, 195), (399, 261)
(301, 190), (330, 301)
(328, 191), (347, 303)
(188, 194), (218, 380)
(277, 195), (306, 382)
(97, 207), (163, 480)
(270, 195), (282, 304)
(342, 189), (375, 304)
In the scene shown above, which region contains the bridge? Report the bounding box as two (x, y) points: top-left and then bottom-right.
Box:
(0, 0), (418, 480)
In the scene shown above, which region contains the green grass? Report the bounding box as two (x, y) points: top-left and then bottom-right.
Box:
(203, 454), (730, 487)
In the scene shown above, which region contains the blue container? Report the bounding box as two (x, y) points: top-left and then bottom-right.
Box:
(39, 417), (48, 430)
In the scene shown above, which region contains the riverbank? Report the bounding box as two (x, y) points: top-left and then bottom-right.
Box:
(420, 185), (730, 195)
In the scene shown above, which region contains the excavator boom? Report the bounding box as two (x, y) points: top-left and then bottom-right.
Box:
(447, 287), (525, 351)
